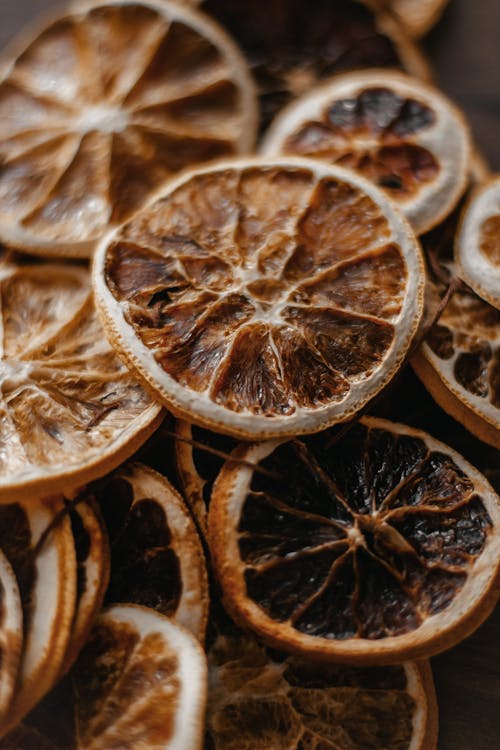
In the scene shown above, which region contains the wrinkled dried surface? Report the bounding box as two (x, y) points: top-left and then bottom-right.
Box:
(203, 0), (409, 129)
(235, 423), (491, 639)
(0, 261), (156, 495)
(0, 2), (250, 245)
(479, 214), (500, 265)
(1, 611), (182, 749)
(427, 288), (500, 409)
(105, 165), (407, 420)
(92, 474), (182, 617)
(207, 635), (419, 749)
(282, 87), (438, 202)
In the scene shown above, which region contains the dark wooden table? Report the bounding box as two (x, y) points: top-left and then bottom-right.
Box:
(1, 1), (499, 748)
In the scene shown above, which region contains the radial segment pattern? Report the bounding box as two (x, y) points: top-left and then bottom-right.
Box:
(0, 0), (256, 256)
(209, 418), (500, 662)
(95, 159), (424, 439)
(0, 259), (160, 500)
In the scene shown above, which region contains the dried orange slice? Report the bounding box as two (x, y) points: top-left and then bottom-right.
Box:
(455, 177), (500, 310)
(207, 633), (438, 750)
(92, 462), (209, 640)
(60, 499), (110, 675)
(0, 257), (161, 502)
(262, 70), (471, 235)
(202, 0), (431, 131)
(0, 0), (257, 258)
(1, 604), (207, 749)
(0, 498), (76, 735)
(412, 273), (500, 449)
(175, 420), (238, 536)
(0, 552), (22, 725)
(384, 0), (450, 38)
(94, 157), (425, 439)
(208, 417), (500, 664)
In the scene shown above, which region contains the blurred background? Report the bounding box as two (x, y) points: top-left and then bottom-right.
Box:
(1, 1), (499, 748)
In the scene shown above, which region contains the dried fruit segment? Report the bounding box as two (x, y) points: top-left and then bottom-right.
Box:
(413, 278), (500, 449)
(91, 462), (209, 640)
(0, 604), (207, 749)
(0, 258), (161, 501)
(208, 417), (500, 664)
(262, 70), (471, 234)
(175, 420), (239, 536)
(95, 158), (424, 439)
(0, 0), (257, 257)
(0, 498), (76, 736)
(0, 552), (22, 726)
(455, 177), (500, 310)
(201, 0), (430, 130)
(206, 634), (438, 750)
(59, 500), (110, 676)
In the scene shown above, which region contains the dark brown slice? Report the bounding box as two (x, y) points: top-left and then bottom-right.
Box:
(0, 498), (76, 736)
(202, 0), (430, 131)
(59, 499), (110, 676)
(208, 417), (500, 664)
(91, 462), (209, 640)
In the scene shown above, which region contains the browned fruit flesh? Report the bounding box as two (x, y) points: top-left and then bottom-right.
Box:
(236, 423), (492, 639)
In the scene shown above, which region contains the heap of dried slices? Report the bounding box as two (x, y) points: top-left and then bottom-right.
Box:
(0, 0), (497, 747)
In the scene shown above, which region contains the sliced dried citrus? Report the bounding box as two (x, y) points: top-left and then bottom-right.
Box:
(262, 70), (471, 235)
(60, 499), (110, 676)
(0, 0), (257, 258)
(384, 0), (450, 38)
(207, 633), (438, 750)
(0, 552), (22, 725)
(208, 417), (500, 664)
(0, 498), (76, 735)
(412, 272), (500, 449)
(455, 177), (500, 310)
(202, 0), (430, 131)
(175, 420), (238, 535)
(94, 157), (425, 439)
(1, 604), (207, 749)
(91, 462), (209, 640)
(0, 257), (161, 501)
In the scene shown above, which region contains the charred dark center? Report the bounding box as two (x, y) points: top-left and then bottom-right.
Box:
(283, 87), (438, 199)
(237, 424), (492, 639)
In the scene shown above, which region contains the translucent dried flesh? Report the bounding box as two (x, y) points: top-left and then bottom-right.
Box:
(426, 288), (500, 411)
(103, 164), (413, 428)
(206, 635), (428, 750)
(202, 0), (417, 130)
(229, 423), (492, 641)
(0, 1), (253, 249)
(0, 260), (158, 498)
(1, 607), (202, 750)
(280, 87), (439, 207)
